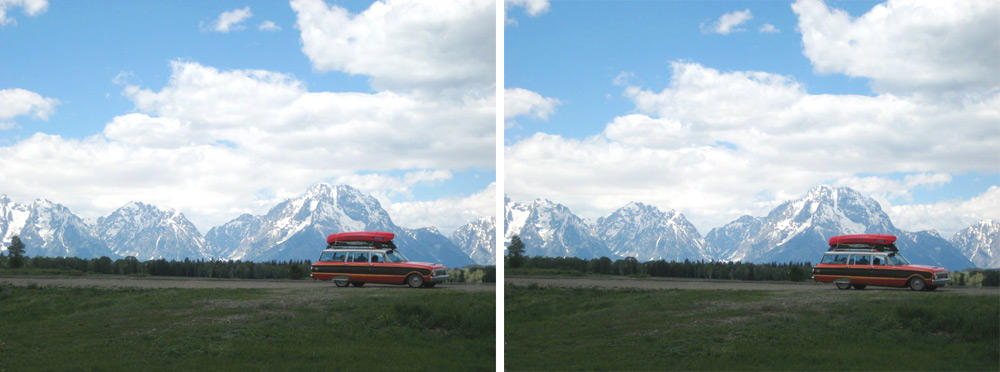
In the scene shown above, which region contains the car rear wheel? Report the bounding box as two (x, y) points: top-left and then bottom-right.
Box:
(908, 277), (926, 291)
(852, 284), (867, 290)
(835, 282), (851, 290)
(350, 281), (365, 287)
(407, 274), (424, 288)
(333, 276), (350, 287)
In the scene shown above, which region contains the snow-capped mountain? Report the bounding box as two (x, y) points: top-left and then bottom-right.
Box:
(451, 216), (496, 265)
(951, 220), (999, 268)
(0, 195), (113, 258)
(708, 186), (894, 264)
(206, 184), (475, 268)
(397, 226), (475, 268)
(504, 197), (614, 259)
(706, 185), (974, 270)
(96, 202), (208, 260)
(595, 202), (710, 262)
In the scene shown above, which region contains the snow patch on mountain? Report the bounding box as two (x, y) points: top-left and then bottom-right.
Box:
(951, 220), (1000, 268)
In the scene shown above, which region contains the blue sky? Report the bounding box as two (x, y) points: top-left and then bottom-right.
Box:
(0, 0), (496, 234)
(504, 0), (999, 238)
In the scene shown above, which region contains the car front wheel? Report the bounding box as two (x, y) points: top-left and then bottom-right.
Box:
(835, 282), (851, 290)
(908, 277), (926, 291)
(407, 274), (424, 288)
(350, 281), (365, 287)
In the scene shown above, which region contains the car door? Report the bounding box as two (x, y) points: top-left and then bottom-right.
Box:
(848, 254), (873, 284)
(347, 251), (371, 280)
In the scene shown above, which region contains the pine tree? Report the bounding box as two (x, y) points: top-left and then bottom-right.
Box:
(8, 236), (26, 269)
(507, 235), (526, 269)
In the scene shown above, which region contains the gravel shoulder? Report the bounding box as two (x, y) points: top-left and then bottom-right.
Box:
(0, 275), (495, 292)
(506, 275), (999, 295)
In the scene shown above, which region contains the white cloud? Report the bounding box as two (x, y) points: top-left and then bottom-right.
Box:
(335, 170), (454, 201)
(0, 88), (59, 129)
(202, 7), (252, 33)
(758, 23), (779, 33)
(290, 0), (495, 94)
(832, 173), (952, 204)
(505, 0), (549, 25)
(792, 0), (1000, 98)
(258, 20), (280, 32)
(506, 61), (999, 233)
(0, 61), (494, 231)
(504, 88), (560, 128)
(0, 0), (47, 26)
(888, 186), (1000, 239)
(389, 182), (495, 235)
(702, 9), (752, 35)
(505, 0), (548, 17)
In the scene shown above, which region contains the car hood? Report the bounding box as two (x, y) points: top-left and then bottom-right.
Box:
(898, 264), (947, 272)
(406, 262), (447, 269)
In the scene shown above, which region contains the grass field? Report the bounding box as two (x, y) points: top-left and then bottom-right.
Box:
(0, 284), (494, 371)
(505, 284), (999, 371)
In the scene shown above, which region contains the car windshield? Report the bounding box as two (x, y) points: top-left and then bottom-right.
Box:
(886, 253), (910, 266)
(386, 250), (409, 263)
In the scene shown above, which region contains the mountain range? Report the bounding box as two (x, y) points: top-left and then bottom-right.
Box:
(504, 186), (997, 270)
(0, 184), (494, 268)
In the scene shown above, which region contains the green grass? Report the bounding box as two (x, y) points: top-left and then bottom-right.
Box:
(506, 268), (587, 277)
(0, 268), (85, 276)
(505, 284), (999, 371)
(0, 284), (494, 371)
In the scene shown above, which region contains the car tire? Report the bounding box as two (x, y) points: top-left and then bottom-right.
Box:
(334, 276), (350, 287)
(835, 282), (851, 290)
(908, 277), (926, 291)
(852, 284), (867, 290)
(407, 274), (424, 288)
(350, 281), (365, 287)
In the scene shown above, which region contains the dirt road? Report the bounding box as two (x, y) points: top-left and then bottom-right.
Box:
(0, 275), (494, 292)
(506, 275), (999, 295)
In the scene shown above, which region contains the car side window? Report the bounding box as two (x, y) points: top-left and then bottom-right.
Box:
(850, 254), (871, 265)
(872, 256), (883, 266)
(371, 253), (385, 263)
(331, 251), (348, 262)
(319, 251), (335, 262)
(835, 254), (848, 264)
(349, 252), (370, 263)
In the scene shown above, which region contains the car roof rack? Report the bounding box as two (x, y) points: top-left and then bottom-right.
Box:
(327, 240), (397, 250)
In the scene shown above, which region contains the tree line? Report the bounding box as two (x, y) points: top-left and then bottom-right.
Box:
(2, 253), (314, 280)
(505, 235), (811, 281)
(511, 254), (814, 282)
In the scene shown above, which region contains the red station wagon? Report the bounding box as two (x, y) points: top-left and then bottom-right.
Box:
(310, 231), (448, 288)
(812, 234), (949, 291)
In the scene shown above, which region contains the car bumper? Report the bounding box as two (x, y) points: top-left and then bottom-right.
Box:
(430, 274), (448, 283)
(931, 278), (949, 287)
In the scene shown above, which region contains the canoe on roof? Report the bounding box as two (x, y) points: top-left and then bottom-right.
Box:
(828, 234), (896, 246)
(326, 231), (395, 245)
